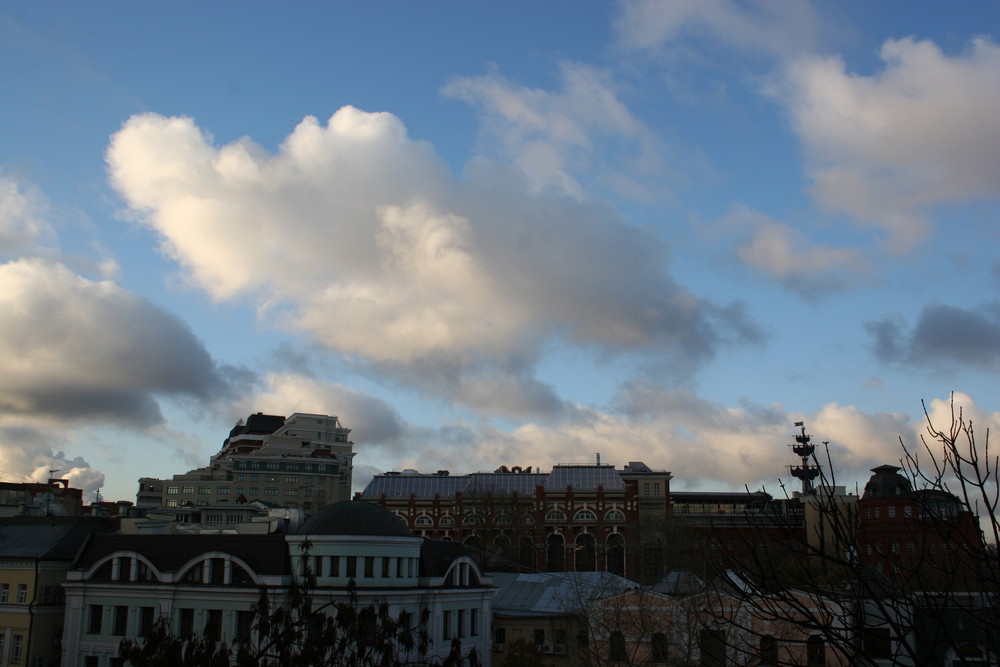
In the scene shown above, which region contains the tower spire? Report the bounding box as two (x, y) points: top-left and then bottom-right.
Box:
(789, 421), (820, 494)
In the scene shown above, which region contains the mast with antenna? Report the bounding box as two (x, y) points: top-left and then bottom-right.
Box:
(789, 421), (820, 494)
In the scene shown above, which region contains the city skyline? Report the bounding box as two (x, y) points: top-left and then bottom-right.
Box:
(1, 1), (999, 503)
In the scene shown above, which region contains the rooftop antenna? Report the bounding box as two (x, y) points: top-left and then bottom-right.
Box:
(48, 469), (61, 483)
(789, 421), (820, 494)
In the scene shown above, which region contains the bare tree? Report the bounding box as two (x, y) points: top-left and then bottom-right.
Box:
(701, 397), (997, 666)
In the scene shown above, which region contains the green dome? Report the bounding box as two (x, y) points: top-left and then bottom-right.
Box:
(298, 500), (412, 537)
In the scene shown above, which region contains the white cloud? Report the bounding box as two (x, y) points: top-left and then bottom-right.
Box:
(0, 173), (53, 256)
(615, 0), (824, 58)
(443, 62), (672, 200)
(724, 205), (871, 298)
(783, 37), (1000, 249)
(0, 425), (105, 496)
(107, 107), (756, 417)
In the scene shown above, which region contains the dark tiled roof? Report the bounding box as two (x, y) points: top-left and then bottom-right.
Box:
(0, 518), (118, 560)
(361, 465), (624, 499)
(419, 540), (471, 577)
(73, 534), (290, 575)
(298, 500), (411, 537)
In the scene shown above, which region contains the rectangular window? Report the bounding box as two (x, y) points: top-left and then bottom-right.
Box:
(285, 488), (299, 496)
(874, 506), (881, 519)
(167, 486), (179, 494)
(113, 605), (128, 635)
(364, 557), (374, 578)
(179, 608), (194, 639)
(329, 555), (340, 577)
(265, 488), (278, 496)
(88, 604), (103, 634)
(903, 505), (913, 518)
(236, 487), (245, 495)
(182, 486), (194, 494)
(249, 487), (258, 495)
(166, 499), (178, 507)
(303, 476), (314, 485)
(217, 487), (230, 494)
(471, 608), (479, 636)
(236, 474), (246, 482)
(346, 556), (357, 578)
(140, 607), (155, 636)
(250, 461), (261, 470)
(494, 627), (506, 646)
(286, 476), (299, 483)
(534, 629), (545, 647)
(443, 610), (452, 640)
(266, 475), (278, 483)
(266, 462), (279, 471)
(236, 610), (251, 641)
(287, 463), (299, 471)
(11, 635), (22, 664)
(16, 583), (26, 603)
(458, 609), (466, 637)
(382, 557), (390, 578)
(206, 609), (223, 642)
(198, 486), (211, 495)
(1, 583), (8, 602)
(888, 504), (897, 518)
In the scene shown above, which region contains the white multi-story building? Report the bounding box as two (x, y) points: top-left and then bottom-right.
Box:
(137, 412), (355, 514)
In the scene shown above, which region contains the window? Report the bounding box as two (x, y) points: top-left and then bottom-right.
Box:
(179, 608), (194, 639)
(236, 473), (246, 482)
(206, 609), (223, 642)
(217, 487), (230, 494)
(364, 557), (374, 578)
(807, 635), (826, 667)
(287, 463), (299, 471)
(545, 509), (566, 522)
(167, 486), (179, 494)
(346, 556), (357, 578)
(0, 583), (7, 602)
(605, 508), (626, 522)
(11, 635), (22, 664)
(285, 488), (299, 496)
(652, 632), (669, 663)
(16, 583), (26, 603)
(759, 635), (778, 664)
(874, 506), (881, 519)
(610, 631), (627, 662)
(903, 505), (913, 518)
(443, 610), (452, 640)
(575, 509), (597, 521)
(414, 515), (434, 527)
(286, 476), (299, 483)
(471, 608), (479, 636)
(266, 462), (279, 471)
(249, 474), (259, 482)
(266, 475), (278, 483)
(494, 627), (506, 646)
(534, 629), (545, 647)
(264, 488), (278, 496)
(113, 605), (128, 635)
(329, 555), (340, 577)
(888, 504), (897, 518)
(166, 499), (178, 507)
(863, 628), (891, 660)
(198, 486), (211, 494)
(458, 609), (466, 637)
(236, 487), (245, 495)
(140, 607), (155, 636)
(440, 515), (455, 526)
(182, 486), (194, 494)
(88, 604), (103, 634)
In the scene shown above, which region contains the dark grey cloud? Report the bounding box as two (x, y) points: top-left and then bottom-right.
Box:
(0, 258), (233, 427)
(866, 304), (1000, 370)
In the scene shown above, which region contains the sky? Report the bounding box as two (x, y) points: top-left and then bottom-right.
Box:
(1, 1), (999, 505)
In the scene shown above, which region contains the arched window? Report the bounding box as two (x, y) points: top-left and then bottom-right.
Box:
(494, 513), (510, 525)
(415, 515), (433, 527)
(464, 514), (484, 527)
(605, 508), (626, 522)
(607, 533), (625, 576)
(439, 515), (455, 526)
(546, 534), (565, 571)
(575, 533), (596, 571)
(575, 509), (597, 522)
(651, 632), (669, 663)
(610, 631), (628, 663)
(545, 509), (566, 522)
(807, 635), (826, 667)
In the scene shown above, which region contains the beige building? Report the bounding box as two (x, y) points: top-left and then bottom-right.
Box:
(137, 412), (355, 514)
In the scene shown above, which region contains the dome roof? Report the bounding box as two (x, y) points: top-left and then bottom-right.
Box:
(862, 464), (913, 500)
(298, 500), (412, 537)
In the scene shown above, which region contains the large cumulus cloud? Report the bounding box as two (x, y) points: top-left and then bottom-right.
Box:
(107, 107), (759, 417)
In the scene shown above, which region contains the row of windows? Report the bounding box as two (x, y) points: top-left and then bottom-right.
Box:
(233, 460), (340, 474)
(306, 554), (419, 579)
(409, 508), (626, 527)
(0, 582), (28, 604)
(441, 607), (480, 641)
(866, 504), (914, 520)
(166, 479), (332, 495)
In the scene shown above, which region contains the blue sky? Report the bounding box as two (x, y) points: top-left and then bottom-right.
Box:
(2, 1), (999, 503)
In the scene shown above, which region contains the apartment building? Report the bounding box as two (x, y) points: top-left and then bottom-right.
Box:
(137, 412), (355, 514)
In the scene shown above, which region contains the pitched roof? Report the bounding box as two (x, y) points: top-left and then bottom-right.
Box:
(0, 518), (118, 560)
(490, 571), (637, 616)
(73, 533), (290, 575)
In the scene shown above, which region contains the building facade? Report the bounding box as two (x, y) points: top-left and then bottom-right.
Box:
(137, 412), (355, 514)
(62, 501), (493, 666)
(358, 460), (673, 580)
